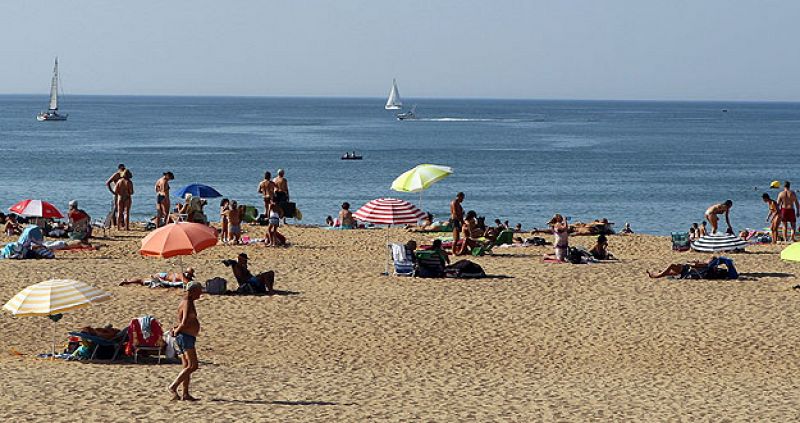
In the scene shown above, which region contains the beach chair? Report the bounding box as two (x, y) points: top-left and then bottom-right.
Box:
(68, 328), (128, 361)
(389, 243), (414, 276)
(471, 241), (494, 256)
(671, 232), (690, 251)
(125, 316), (165, 364)
(414, 250), (445, 278)
(493, 230), (514, 246)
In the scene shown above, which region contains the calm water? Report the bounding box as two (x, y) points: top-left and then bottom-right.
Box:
(0, 95), (798, 234)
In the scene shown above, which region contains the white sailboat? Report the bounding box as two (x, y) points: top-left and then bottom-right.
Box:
(36, 57), (68, 122)
(385, 78), (402, 110)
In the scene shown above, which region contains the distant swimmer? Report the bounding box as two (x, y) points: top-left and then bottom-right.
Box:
(776, 181), (799, 242)
(704, 200), (733, 235)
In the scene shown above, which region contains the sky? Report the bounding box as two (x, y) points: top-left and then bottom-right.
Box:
(1, 1), (799, 101)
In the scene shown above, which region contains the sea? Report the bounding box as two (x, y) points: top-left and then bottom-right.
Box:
(0, 95), (798, 235)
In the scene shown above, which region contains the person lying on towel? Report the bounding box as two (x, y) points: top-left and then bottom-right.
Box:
(119, 268), (196, 288)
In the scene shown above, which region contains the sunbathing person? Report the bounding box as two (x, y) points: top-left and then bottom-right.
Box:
(647, 257), (737, 280)
(223, 253), (275, 294)
(589, 234), (615, 260)
(120, 268), (195, 288)
(338, 202), (355, 229)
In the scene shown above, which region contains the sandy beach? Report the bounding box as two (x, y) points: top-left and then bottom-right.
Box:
(1, 226), (799, 421)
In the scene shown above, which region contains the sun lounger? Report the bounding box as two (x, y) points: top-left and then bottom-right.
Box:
(414, 250), (445, 278)
(68, 328), (128, 361)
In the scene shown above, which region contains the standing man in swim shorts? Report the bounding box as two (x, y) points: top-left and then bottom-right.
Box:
(450, 192), (465, 243)
(169, 281), (202, 401)
(155, 171), (174, 227)
(704, 200), (733, 235)
(777, 181), (799, 242)
(105, 164), (126, 229)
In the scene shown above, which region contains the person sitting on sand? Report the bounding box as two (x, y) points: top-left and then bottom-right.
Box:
(589, 234), (615, 260)
(689, 223), (700, 241)
(119, 268), (196, 288)
(698, 221), (707, 237)
(620, 222), (633, 234)
(428, 239), (450, 266)
(454, 210), (481, 255)
(543, 214), (569, 262)
(223, 253), (275, 294)
(704, 200), (733, 234)
(67, 200), (92, 243)
(4, 214), (21, 236)
(339, 202), (355, 229)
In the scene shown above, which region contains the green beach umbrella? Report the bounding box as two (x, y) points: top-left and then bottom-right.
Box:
(780, 242), (800, 262)
(391, 164), (453, 211)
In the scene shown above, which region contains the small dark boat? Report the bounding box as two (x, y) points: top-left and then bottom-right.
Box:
(341, 152), (363, 160)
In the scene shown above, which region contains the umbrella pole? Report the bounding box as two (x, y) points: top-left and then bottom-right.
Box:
(51, 320), (56, 359)
(383, 226), (390, 276)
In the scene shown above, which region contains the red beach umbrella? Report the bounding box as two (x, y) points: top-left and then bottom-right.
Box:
(352, 198), (425, 226)
(8, 199), (64, 219)
(140, 222), (218, 258)
(353, 198), (424, 275)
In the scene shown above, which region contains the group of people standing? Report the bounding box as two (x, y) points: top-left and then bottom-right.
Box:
(104, 165), (294, 240)
(763, 181), (799, 243)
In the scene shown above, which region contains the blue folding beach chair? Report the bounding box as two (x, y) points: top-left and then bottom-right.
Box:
(68, 328), (128, 361)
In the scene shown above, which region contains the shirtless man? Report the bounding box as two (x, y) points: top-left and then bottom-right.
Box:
(168, 281), (202, 401)
(225, 253), (275, 294)
(450, 192), (465, 243)
(704, 200), (733, 234)
(257, 171), (276, 216)
(273, 169), (289, 202)
(105, 164), (125, 228)
(777, 181), (799, 242)
(155, 172), (174, 227)
(114, 170), (134, 231)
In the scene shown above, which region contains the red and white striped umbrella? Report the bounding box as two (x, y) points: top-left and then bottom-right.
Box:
(9, 199), (64, 219)
(353, 198), (425, 225)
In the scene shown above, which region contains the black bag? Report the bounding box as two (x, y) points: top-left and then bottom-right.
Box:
(444, 259), (486, 278)
(279, 201), (296, 219)
(567, 247), (587, 264)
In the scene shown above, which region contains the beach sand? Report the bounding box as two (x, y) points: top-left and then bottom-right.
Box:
(1, 226), (799, 421)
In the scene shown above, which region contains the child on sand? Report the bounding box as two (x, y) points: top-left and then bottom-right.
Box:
(266, 198), (283, 246)
(219, 199), (230, 243)
(226, 201), (242, 245)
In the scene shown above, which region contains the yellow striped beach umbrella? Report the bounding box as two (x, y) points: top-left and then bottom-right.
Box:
(3, 279), (111, 356)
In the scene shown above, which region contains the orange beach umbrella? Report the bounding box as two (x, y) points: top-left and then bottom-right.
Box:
(140, 222), (218, 258)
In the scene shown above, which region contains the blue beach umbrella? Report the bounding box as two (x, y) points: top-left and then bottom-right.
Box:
(175, 183), (222, 199)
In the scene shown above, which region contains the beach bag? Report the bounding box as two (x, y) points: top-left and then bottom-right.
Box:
(205, 277), (227, 295)
(444, 260), (486, 279)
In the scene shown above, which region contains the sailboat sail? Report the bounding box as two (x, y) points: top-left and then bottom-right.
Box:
(385, 79), (402, 110)
(48, 58), (59, 111)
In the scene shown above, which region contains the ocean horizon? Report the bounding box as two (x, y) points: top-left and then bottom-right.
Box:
(1, 94), (798, 234)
